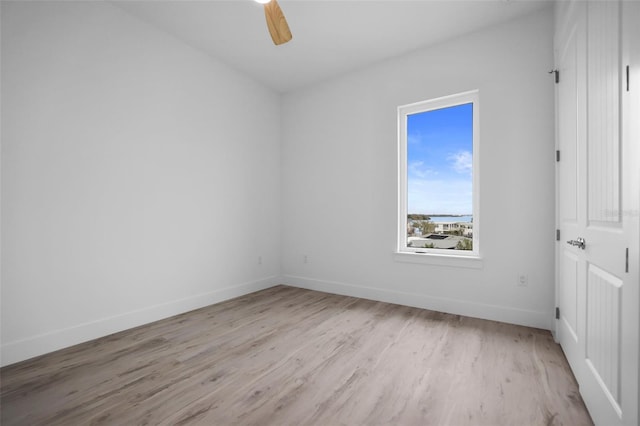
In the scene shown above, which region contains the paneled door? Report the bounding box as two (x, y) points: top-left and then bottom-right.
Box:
(555, 1), (639, 425)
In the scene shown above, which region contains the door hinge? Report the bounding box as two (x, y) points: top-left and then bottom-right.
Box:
(626, 65), (630, 92)
(556, 150), (560, 162)
(556, 229), (561, 241)
(626, 248), (629, 273)
(555, 307), (560, 320)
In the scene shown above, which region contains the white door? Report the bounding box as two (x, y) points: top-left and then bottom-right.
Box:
(556, 1), (639, 425)
(556, 0), (585, 390)
(556, 3), (586, 386)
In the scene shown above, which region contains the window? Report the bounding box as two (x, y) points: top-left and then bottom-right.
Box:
(397, 90), (479, 258)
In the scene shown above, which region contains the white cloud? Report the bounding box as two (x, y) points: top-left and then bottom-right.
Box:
(407, 178), (472, 214)
(408, 161), (437, 179)
(408, 134), (420, 145)
(408, 130), (429, 145)
(449, 151), (472, 174)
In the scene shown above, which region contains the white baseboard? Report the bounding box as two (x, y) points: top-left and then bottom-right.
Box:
(2, 275), (554, 367)
(281, 275), (553, 331)
(1, 276), (279, 367)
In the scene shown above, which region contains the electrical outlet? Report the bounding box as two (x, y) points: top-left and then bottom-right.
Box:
(517, 274), (528, 287)
(258, 256), (262, 265)
(303, 255), (308, 264)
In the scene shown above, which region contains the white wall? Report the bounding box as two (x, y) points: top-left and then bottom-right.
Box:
(281, 8), (556, 330)
(1, 1), (281, 366)
(1, 2), (556, 367)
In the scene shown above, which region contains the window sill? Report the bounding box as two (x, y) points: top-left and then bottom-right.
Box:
(393, 251), (484, 269)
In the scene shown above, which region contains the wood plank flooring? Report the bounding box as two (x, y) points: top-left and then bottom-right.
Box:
(1, 285), (593, 425)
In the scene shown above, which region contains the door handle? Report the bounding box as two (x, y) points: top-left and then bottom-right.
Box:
(566, 237), (586, 250)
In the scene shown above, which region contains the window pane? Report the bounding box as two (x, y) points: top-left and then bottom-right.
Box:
(406, 103), (473, 251)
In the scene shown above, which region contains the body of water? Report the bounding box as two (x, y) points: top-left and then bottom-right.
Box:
(428, 215), (473, 223)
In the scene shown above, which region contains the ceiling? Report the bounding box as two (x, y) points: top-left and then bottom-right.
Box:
(112, 0), (552, 93)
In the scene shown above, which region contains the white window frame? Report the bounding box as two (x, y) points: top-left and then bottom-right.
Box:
(396, 90), (481, 264)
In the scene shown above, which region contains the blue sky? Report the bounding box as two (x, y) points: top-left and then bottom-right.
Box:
(407, 102), (473, 215)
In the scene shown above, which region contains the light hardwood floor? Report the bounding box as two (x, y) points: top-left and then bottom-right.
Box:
(1, 285), (593, 425)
